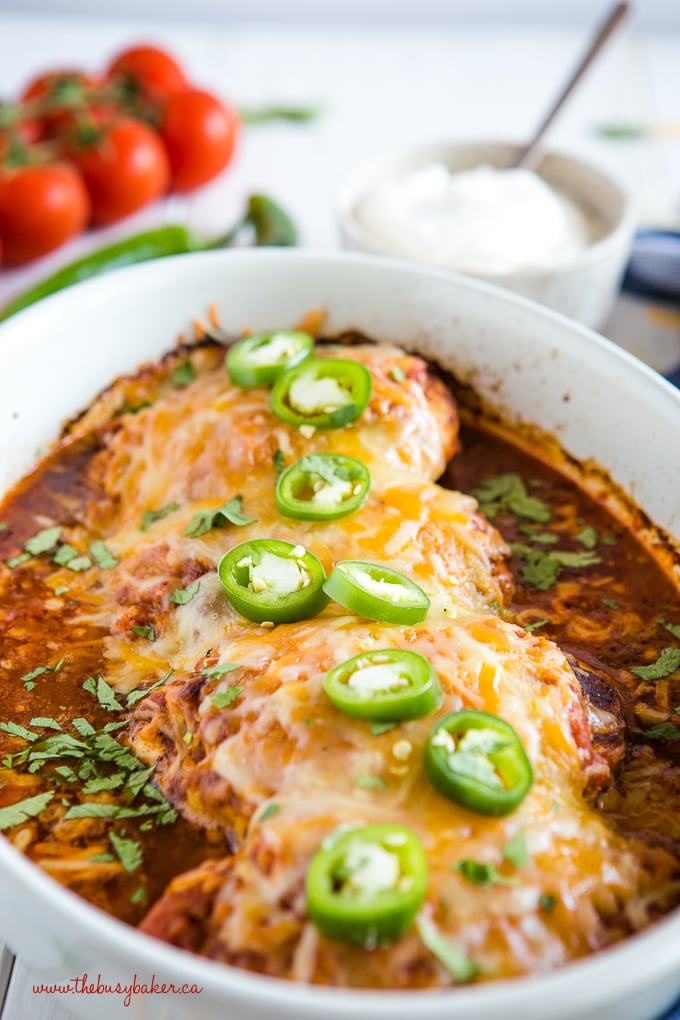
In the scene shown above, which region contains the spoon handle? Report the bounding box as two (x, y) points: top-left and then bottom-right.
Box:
(514, 2), (631, 170)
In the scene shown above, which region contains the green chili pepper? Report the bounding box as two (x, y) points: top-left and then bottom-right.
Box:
(270, 358), (372, 430)
(217, 538), (328, 624)
(324, 648), (442, 721)
(226, 330), (314, 388)
(306, 823), (428, 948)
(323, 560), (430, 625)
(424, 710), (533, 817)
(276, 453), (370, 521)
(0, 193), (297, 323)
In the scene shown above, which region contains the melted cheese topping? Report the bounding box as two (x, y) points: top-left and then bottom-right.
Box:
(23, 338), (679, 988)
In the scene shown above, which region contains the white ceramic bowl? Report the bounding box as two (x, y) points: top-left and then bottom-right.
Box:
(337, 141), (636, 329)
(0, 250), (679, 1020)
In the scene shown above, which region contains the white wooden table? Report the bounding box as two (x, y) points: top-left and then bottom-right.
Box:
(0, 13), (679, 1019)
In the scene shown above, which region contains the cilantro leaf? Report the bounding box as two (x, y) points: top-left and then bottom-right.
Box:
(169, 580), (200, 605)
(140, 503), (180, 531)
(83, 675), (124, 712)
(660, 619), (680, 641)
(539, 892), (559, 912)
(109, 831), (143, 873)
(273, 449), (285, 475)
(0, 791), (55, 831)
(524, 619), (549, 633)
(171, 361), (197, 388)
(53, 544), (78, 566)
(130, 887), (147, 904)
(355, 774), (387, 791)
(201, 662), (241, 680)
(258, 803), (280, 822)
(503, 831), (530, 869)
(370, 721), (398, 735)
(389, 365), (406, 382)
(82, 775), (125, 794)
(0, 721), (40, 742)
(631, 648), (680, 681)
(644, 722), (680, 740)
(130, 624), (156, 641)
(126, 670), (174, 708)
(575, 526), (598, 549)
(472, 473), (550, 524)
(602, 598), (619, 610)
(66, 555), (92, 572)
(89, 540), (119, 569)
(297, 454), (350, 486)
(7, 552), (30, 568)
(29, 717), (62, 731)
(183, 496), (256, 538)
(416, 915), (477, 983)
(453, 860), (518, 887)
(25, 526), (63, 556)
(212, 685), (243, 708)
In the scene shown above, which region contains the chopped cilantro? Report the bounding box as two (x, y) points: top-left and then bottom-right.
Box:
(89, 540), (119, 569)
(21, 665), (50, 691)
(369, 721), (398, 734)
(416, 915), (477, 983)
(83, 675), (124, 712)
(126, 671), (173, 708)
(258, 803), (280, 822)
(472, 473), (551, 523)
(25, 526), (62, 556)
(0, 791), (55, 831)
(644, 722), (680, 740)
(273, 449), (285, 475)
(29, 717), (62, 731)
(602, 598), (619, 610)
(539, 893), (559, 912)
(524, 619), (549, 633)
(518, 524), (558, 545)
(389, 365), (406, 382)
(169, 580), (200, 605)
(631, 648), (680, 681)
(130, 624), (156, 641)
(0, 522), (7, 530)
(71, 717), (96, 738)
(171, 361), (197, 388)
(201, 662), (241, 680)
(303, 716), (316, 729)
(7, 552), (30, 568)
(130, 888), (147, 904)
(453, 859), (517, 887)
(126, 670), (174, 708)
(510, 543), (601, 591)
(575, 526), (598, 549)
(601, 534), (617, 546)
(82, 775), (125, 794)
(53, 544), (78, 565)
(54, 586), (69, 596)
(182, 731), (194, 745)
(212, 685), (243, 708)
(109, 831), (143, 873)
(183, 496), (256, 537)
(355, 774), (387, 791)
(660, 619), (680, 641)
(140, 503), (180, 531)
(503, 831), (530, 869)
(90, 852), (116, 863)
(67, 555), (92, 572)
(0, 721), (40, 742)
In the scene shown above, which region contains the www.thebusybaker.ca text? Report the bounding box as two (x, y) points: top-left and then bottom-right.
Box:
(32, 972), (204, 1008)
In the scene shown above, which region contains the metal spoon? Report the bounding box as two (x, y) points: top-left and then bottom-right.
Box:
(513, 2), (631, 170)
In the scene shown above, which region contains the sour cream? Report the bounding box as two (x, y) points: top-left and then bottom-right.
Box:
(354, 163), (595, 275)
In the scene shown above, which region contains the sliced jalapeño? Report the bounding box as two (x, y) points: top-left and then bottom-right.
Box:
(226, 331), (314, 388)
(218, 539), (328, 624)
(323, 560), (430, 625)
(424, 710), (533, 816)
(270, 357), (371, 429)
(324, 649), (442, 721)
(276, 453), (370, 521)
(306, 823), (427, 948)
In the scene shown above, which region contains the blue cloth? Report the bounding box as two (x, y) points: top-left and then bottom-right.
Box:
(660, 998), (680, 1019)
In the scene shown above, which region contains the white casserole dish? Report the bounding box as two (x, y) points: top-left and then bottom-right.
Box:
(0, 249), (678, 1020)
